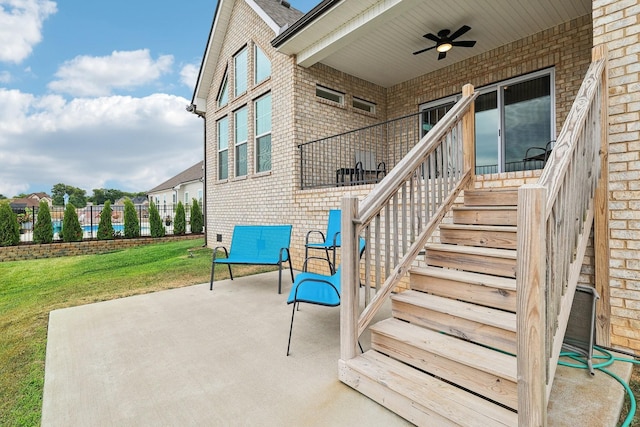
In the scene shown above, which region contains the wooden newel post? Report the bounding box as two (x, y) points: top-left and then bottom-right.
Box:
(462, 83), (475, 187)
(517, 184), (547, 426)
(340, 196), (359, 361)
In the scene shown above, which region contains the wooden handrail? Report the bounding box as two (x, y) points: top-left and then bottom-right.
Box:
(340, 84), (477, 360)
(517, 45), (609, 425)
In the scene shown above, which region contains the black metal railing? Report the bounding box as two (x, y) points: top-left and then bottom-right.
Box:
(299, 112), (549, 189)
(11, 204), (201, 243)
(298, 112), (423, 189)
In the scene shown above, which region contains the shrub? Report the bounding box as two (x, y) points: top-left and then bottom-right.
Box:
(174, 201), (186, 235)
(61, 204), (83, 242)
(33, 201), (53, 244)
(123, 198), (140, 238)
(97, 200), (114, 240)
(190, 198), (203, 234)
(149, 200), (165, 238)
(0, 201), (20, 246)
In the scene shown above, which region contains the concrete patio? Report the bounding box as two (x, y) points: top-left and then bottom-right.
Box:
(41, 271), (632, 426)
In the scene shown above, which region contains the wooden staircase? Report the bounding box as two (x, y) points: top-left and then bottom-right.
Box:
(340, 188), (521, 426)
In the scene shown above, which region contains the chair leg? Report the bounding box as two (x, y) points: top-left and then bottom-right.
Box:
(214, 261), (216, 291)
(287, 303), (297, 356)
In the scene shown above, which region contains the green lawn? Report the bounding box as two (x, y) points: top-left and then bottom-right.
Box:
(0, 238), (272, 427)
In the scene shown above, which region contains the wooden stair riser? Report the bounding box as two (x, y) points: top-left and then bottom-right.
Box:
(425, 247), (517, 278)
(410, 272), (516, 312)
(340, 352), (518, 427)
(463, 189), (518, 206)
(371, 331), (518, 410)
(439, 226), (517, 250)
(452, 207), (517, 226)
(392, 299), (517, 355)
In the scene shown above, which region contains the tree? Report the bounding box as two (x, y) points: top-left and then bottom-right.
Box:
(97, 200), (114, 240)
(0, 201), (20, 246)
(61, 204), (83, 242)
(190, 198), (203, 234)
(149, 200), (165, 238)
(0, 194), (7, 200)
(173, 201), (186, 235)
(51, 183), (87, 208)
(123, 198), (140, 238)
(33, 201), (53, 244)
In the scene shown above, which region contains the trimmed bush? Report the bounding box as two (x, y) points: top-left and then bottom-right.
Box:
(123, 198), (140, 238)
(174, 201), (186, 235)
(190, 198), (203, 234)
(0, 201), (20, 246)
(149, 200), (165, 238)
(97, 200), (114, 240)
(33, 201), (53, 244)
(61, 204), (83, 242)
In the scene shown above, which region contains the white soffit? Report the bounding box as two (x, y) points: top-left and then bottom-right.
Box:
(277, 0), (591, 88)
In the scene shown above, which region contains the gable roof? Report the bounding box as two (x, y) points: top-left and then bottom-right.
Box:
(190, 0), (304, 114)
(147, 161), (204, 194)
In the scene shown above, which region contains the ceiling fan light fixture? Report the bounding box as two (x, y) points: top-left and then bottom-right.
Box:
(436, 43), (452, 53)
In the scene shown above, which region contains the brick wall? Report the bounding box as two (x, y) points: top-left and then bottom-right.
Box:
(593, 0), (640, 352)
(0, 234), (202, 262)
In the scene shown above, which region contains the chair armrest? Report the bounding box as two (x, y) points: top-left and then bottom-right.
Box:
(301, 256), (335, 273)
(305, 230), (326, 245)
(212, 246), (229, 261)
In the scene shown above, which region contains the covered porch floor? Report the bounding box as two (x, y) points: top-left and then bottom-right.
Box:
(41, 271), (631, 426)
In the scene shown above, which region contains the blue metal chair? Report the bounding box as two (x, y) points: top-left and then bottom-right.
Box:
(304, 209), (341, 273)
(287, 237), (365, 356)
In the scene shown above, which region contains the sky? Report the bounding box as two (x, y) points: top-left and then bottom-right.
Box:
(0, 0), (318, 198)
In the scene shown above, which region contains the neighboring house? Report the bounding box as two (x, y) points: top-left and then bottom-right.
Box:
(147, 161), (204, 215)
(9, 192), (53, 210)
(190, 0), (638, 423)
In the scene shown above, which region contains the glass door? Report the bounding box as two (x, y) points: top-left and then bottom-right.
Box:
(502, 75), (552, 171)
(474, 91), (499, 174)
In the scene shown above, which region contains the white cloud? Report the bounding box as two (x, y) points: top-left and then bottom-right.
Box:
(180, 63), (199, 91)
(0, 0), (57, 63)
(48, 49), (174, 97)
(0, 88), (202, 196)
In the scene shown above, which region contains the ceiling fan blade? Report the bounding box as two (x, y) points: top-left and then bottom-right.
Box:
(449, 25), (471, 41)
(413, 45), (437, 55)
(452, 40), (476, 48)
(422, 32), (441, 43)
(438, 51), (447, 60)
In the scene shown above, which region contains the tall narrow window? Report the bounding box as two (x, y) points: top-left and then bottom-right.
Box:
(234, 47), (247, 96)
(217, 71), (228, 107)
(184, 192), (189, 204)
(197, 189), (203, 205)
(217, 117), (229, 180)
(234, 106), (248, 177)
(255, 93), (272, 173)
(254, 45), (271, 84)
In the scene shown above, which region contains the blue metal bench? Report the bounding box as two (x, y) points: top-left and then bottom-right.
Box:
(209, 225), (294, 294)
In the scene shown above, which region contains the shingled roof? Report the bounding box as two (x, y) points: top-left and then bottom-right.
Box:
(147, 161), (204, 193)
(253, 0), (304, 29)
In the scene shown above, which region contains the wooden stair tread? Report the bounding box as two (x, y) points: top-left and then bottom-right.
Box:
(410, 266), (516, 292)
(453, 206), (517, 211)
(439, 224), (517, 233)
(343, 350), (518, 426)
(393, 291), (516, 332)
(425, 243), (517, 259)
(372, 318), (517, 381)
(463, 189), (519, 207)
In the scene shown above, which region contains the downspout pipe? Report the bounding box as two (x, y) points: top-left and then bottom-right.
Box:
(187, 104), (207, 247)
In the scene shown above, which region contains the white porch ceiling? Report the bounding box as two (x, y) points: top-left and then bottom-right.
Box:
(276, 0), (591, 87)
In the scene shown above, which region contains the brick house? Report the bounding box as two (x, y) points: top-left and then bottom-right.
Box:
(190, 0), (638, 423)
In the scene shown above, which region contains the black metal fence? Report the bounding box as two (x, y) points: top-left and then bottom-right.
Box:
(11, 204), (201, 243)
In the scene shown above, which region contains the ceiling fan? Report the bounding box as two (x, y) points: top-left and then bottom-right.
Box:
(413, 25), (477, 60)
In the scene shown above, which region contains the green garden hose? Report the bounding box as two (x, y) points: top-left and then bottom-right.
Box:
(558, 346), (639, 427)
